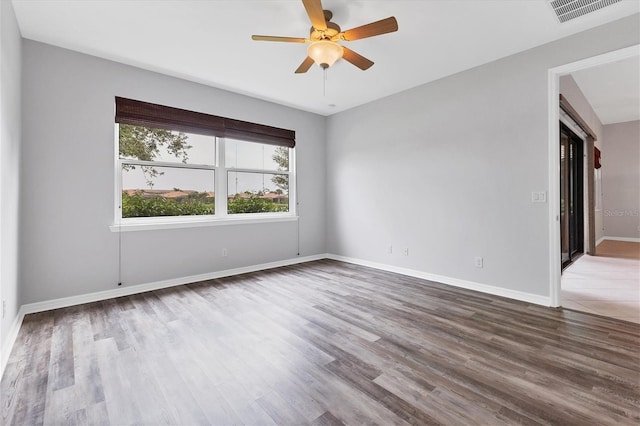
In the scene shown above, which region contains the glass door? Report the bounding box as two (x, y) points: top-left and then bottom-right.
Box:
(560, 123), (584, 269)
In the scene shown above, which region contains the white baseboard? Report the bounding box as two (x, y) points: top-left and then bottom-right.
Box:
(602, 236), (640, 243)
(0, 253), (326, 379)
(20, 254), (328, 316)
(1, 305), (27, 378)
(326, 254), (551, 307)
(596, 236), (606, 246)
(1, 251), (553, 378)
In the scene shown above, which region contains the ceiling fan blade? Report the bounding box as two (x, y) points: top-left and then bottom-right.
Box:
(342, 16), (398, 41)
(252, 35), (308, 43)
(342, 47), (374, 70)
(302, 0), (327, 30)
(295, 56), (316, 74)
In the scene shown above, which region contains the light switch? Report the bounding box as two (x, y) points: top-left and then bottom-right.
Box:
(532, 191), (547, 203)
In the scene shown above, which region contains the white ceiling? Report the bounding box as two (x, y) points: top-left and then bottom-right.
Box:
(571, 56), (640, 124)
(11, 0), (640, 116)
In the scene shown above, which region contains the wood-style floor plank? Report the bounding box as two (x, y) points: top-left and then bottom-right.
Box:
(2, 259), (639, 425)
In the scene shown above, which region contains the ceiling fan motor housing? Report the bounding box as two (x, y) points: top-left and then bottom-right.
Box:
(310, 19), (341, 41)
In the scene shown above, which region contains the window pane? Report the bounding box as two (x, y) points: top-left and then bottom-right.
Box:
(227, 171), (289, 214)
(122, 165), (214, 217)
(119, 124), (215, 166)
(225, 139), (288, 171)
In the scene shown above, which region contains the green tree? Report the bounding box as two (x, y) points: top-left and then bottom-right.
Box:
(119, 124), (191, 187)
(122, 191), (214, 218)
(228, 194), (288, 214)
(271, 146), (289, 194)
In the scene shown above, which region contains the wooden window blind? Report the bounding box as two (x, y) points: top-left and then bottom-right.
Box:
(115, 97), (295, 148)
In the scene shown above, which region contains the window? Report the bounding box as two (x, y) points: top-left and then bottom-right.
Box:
(225, 139), (290, 214)
(115, 98), (295, 226)
(119, 126), (216, 218)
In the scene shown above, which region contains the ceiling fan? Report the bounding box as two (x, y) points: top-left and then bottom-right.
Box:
(251, 0), (398, 73)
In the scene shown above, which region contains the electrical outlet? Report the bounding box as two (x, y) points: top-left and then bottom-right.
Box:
(2, 300), (6, 319)
(475, 257), (484, 268)
(402, 248), (409, 256)
(222, 248), (228, 257)
(387, 245), (393, 254)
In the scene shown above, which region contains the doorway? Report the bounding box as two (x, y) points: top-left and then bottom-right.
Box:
(560, 123), (584, 269)
(547, 44), (639, 307)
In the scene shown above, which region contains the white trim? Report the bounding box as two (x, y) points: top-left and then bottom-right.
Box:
(110, 214), (298, 232)
(114, 132), (296, 229)
(0, 253), (326, 379)
(114, 122), (121, 223)
(215, 136), (226, 215)
(121, 159), (216, 170)
(548, 44), (640, 308)
(326, 254), (551, 307)
(596, 236), (607, 246)
(226, 167), (289, 175)
(1, 305), (26, 378)
(550, 45), (640, 75)
(559, 110), (587, 140)
(548, 67), (562, 307)
(602, 236), (640, 243)
(20, 254), (326, 315)
(289, 147), (297, 220)
(1, 252), (560, 378)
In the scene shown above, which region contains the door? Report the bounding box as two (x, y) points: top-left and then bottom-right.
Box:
(560, 123), (584, 269)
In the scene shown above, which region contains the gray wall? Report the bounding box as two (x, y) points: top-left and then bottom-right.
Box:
(326, 15), (639, 298)
(13, 13), (640, 308)
(20, 40), (326, 304)
(559, 74), (604, 243)
(0, 0), (22, 355)
(602, 120), (640, 239)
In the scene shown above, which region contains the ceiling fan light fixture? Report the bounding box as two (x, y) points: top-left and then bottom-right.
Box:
(251, 1), (398, 73)
(307, 40), (344, 69)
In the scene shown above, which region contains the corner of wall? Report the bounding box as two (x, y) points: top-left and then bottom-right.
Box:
(0, 0), (23, 377)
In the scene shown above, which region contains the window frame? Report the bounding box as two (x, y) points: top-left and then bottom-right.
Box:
(113, 124), (297, 232)
(220, 138), (293, 217)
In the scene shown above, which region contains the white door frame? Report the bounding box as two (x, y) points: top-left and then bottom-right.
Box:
(547, 44), (640, 307)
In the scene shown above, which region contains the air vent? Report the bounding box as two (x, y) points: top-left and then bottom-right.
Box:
(549, 0), (621, 22)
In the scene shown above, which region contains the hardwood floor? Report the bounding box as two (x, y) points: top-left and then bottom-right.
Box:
(562, 240), (640, 323)
(2, 260), (639, 425)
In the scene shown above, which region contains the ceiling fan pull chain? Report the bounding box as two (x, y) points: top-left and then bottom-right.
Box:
(323, 67), (327, 97)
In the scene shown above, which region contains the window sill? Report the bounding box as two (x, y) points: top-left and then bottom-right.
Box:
(110, 215), (298, 232)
